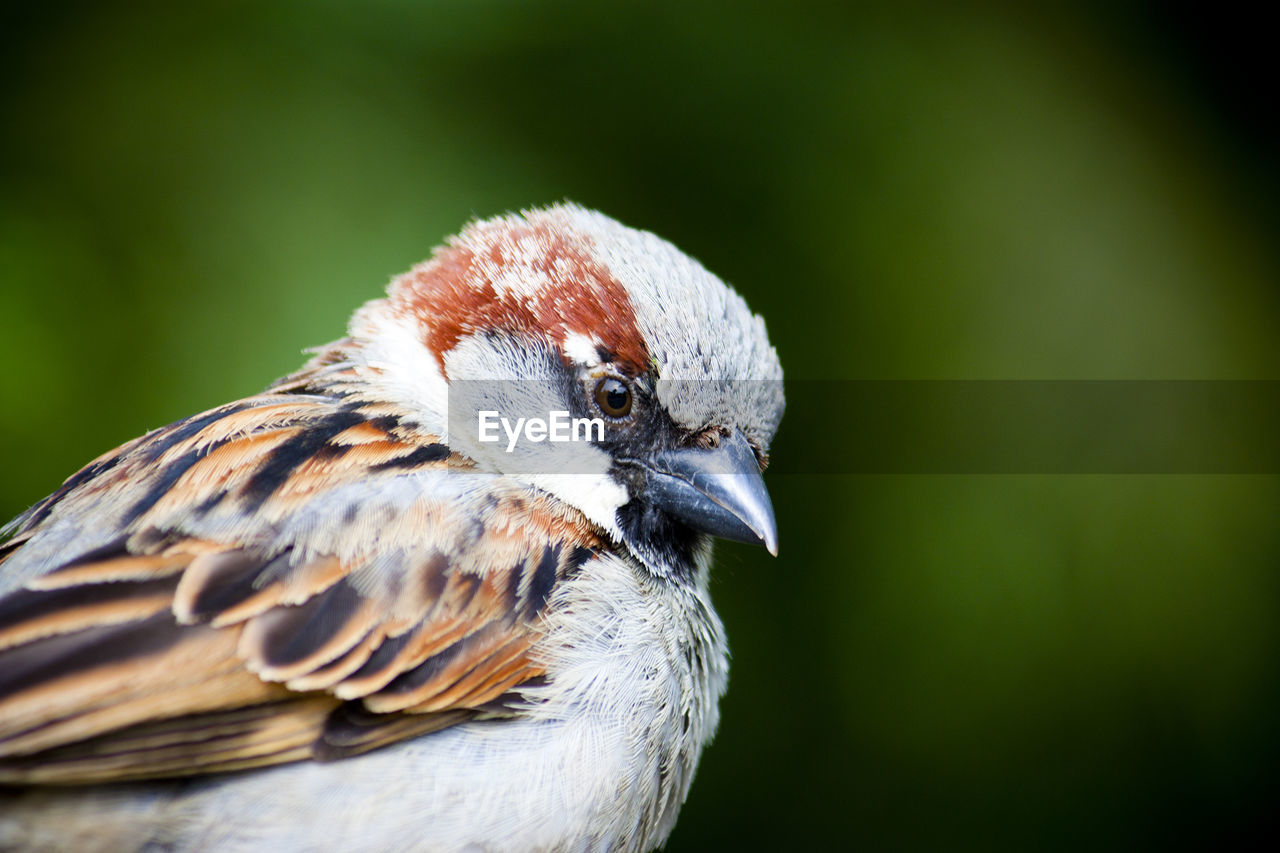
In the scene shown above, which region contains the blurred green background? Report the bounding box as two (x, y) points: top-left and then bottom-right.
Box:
(2, 2), (1277, 849)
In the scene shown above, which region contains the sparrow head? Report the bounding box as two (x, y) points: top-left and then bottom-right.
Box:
(335, 204), (784, 577)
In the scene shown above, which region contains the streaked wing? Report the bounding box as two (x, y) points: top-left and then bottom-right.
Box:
(0, 376), (598, 784)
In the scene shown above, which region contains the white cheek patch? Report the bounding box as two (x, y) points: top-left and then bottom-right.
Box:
(350, 304), (449, 435)
(441, 333), (626, 540)
(528, 473), (626, 540)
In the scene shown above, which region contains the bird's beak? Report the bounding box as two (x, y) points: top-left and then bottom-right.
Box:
(642, 430), (779, 555)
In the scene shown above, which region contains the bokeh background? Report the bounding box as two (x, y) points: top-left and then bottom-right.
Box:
(2, 2), (1277, 849)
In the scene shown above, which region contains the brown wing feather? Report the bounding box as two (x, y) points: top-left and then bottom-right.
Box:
(0, 698), (337, 784)
(0, 378), (600, 785)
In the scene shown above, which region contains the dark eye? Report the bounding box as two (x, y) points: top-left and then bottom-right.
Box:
(594, 377), (633, 418)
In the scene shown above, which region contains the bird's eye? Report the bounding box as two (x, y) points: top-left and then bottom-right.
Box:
(594, 377), (633, 418)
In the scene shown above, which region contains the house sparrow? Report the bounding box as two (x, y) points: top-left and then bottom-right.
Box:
(0, 204), (784, 852)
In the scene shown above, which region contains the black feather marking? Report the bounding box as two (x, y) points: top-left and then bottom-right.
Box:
(413, 553), (450, 608)
(253, 579), (366, 669)
(0, 575), (180, 637)
(526, 545), (559, 617)
(615, 498), (701, 582)
(241, 410), (366, 509)
(567, 545), (595, 574)
(314, 701), (383, 750)
(365, 414), (403, 433)
(300, 627), (378, 680)
(311, 441), (355, 463)
(192, 489), (230, 516)
(182, 551), (286, 623)
(314, 702), (475, 761)
(0, 537), (24, 563)
(129, 527), (177, 552)
(139, 406), (246, 464)
(449, 573), (482, 612)
(373, 634), (472, 698)
(0, 611), (186, 702)
(344, 629), (417, 683)
(54, 454), (124, 498)
(369, 443), (450, 472)
(50, 536), (131, 572)
(504, 562), (523, 612)
(122, 446), (223, 525)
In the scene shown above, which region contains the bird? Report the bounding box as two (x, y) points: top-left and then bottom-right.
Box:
(0, 203), (784, 852)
